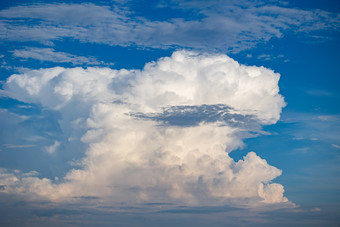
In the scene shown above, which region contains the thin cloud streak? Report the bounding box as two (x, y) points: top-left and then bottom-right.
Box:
(12, 47), (113, 66)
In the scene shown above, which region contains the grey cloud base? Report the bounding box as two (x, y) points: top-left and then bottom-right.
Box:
(0, 51), (293, 208)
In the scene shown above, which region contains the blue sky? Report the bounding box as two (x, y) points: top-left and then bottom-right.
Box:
(0, 0), (339, 226)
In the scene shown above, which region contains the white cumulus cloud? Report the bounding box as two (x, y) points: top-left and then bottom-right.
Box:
(0, 51), (292, 208)
(45, 140), (60, 154)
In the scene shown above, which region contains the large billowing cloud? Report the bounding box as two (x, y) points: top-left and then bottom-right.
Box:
(0, 51), (292, 208)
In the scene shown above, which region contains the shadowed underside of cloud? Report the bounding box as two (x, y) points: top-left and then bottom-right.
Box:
(0, 51), (292, 208)
(0, 1), (338, 52)
(131, 104), (260, 128)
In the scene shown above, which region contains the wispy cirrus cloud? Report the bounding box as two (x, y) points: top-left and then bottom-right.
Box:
(0, 1), (338, 52)
(281, 112), (340, 144)
(332, 144), (340, 149)
(257, 53), (287, 62)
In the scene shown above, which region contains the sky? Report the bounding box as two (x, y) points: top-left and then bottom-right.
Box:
(0, 0), (339, 226)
